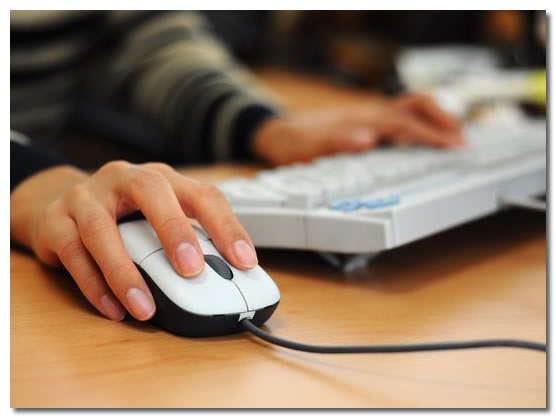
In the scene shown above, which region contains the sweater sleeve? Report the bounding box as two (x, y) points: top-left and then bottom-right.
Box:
(100, 11), (280, 163)
(10, 131), (74, 191)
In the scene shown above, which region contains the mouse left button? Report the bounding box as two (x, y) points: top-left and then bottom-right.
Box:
(118, 220), (163, 263)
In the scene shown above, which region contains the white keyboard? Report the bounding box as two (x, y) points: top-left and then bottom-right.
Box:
(218, 119), (546, 255)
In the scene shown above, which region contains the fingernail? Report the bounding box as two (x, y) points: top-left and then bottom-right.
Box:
(126, 288), (155, 320)
(175, 242), (204, 276)
(100, 294), (126, 321)
(233, 240), (258, 268)
(348, 128), (374, 145)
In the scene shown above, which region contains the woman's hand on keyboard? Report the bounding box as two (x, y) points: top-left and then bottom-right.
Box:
(10, 161), (258, 322)
(252, 93), (464, 166)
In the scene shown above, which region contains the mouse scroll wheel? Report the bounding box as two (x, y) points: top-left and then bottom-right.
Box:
(204, 255), (234, 280)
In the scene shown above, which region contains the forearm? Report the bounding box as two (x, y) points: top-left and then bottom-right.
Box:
(101, 11), (280, 163)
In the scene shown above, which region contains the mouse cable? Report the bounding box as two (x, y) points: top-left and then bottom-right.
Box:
(240, 319), (546, 353)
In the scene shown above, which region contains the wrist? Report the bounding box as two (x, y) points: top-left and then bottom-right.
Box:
(251, 117), (294, 165)
(10, 165), (88, 250)
(226, 106), (278, 161)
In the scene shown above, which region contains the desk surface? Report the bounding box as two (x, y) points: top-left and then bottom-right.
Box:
(11, 69), (546, 408)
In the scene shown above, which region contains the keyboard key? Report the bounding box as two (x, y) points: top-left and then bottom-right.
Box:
(216, 119), (545, 255)
(218, 179), (286, 208)
(221, 121), (545, 211)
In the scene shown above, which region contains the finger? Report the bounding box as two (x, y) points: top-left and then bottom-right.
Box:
(169, 175), (259, 270)
(46, 215), (126, 321)
(321, 128), (379, 155)
(66, 189), (156, 321)
(379, 111), (460, 148)
(393, 94), (463, 134)
(117, 165), (205, 278)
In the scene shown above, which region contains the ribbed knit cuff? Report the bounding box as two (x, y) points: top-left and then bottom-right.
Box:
(229, 105), (278, 161)
(11, 140), (74, 190)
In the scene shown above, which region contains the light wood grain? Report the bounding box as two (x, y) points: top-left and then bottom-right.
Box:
(11, 69), (546, 408)
(253, 67), (380, 111)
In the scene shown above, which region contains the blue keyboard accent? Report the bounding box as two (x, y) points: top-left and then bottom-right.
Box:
(362, 195), (400, 208)
(328, 200), (348, 210)
(329, 199), (362, 212)
(330, 195), (400, 212)
(328, 175), (464, 212)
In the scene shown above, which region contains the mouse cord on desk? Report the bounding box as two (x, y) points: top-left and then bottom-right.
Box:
(240, 319), (546, 353)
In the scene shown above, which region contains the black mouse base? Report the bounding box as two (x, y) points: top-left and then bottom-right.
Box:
(137, 263), (279, 338)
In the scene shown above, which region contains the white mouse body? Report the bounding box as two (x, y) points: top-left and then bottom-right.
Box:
(118, 217), (280, 337)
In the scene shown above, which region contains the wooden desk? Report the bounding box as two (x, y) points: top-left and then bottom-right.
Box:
(11, 69), (546, 408)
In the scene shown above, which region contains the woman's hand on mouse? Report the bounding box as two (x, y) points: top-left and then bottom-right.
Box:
(10, 161), (258, 322)
(252, 93), (464, 166)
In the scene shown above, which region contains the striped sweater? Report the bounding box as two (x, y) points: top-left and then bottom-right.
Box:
(11, 10), (279, 189)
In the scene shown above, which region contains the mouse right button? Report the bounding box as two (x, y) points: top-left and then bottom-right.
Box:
(231, 266), (280, 311)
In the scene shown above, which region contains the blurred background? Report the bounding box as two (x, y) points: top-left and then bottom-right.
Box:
(205, 10), (546, 88)
(18, 10), (546, 167)
(208, 10), (547, 122)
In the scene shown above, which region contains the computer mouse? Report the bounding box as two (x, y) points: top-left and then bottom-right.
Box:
(118, 216), (280, 337)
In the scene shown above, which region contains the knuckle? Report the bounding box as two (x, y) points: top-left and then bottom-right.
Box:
(105, 262), (136, 284)
(42, 200), (61, 221)
(128, 168), (167, 194)
(184, 178), (203, 195)
(56, 237), (83, 261)
(65, 184), (91, 205)
(178, 179), (226, 216)
(143, 162), (173, 175)
(79, 210), (111, 240)
(198, 183), (225, 201)
(160, 216), (189, 236)
(77, 270), (101, 295)
(98, 160), (131, 176)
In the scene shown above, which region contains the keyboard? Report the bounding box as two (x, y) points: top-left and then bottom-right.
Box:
(217, 119), (546, 256)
